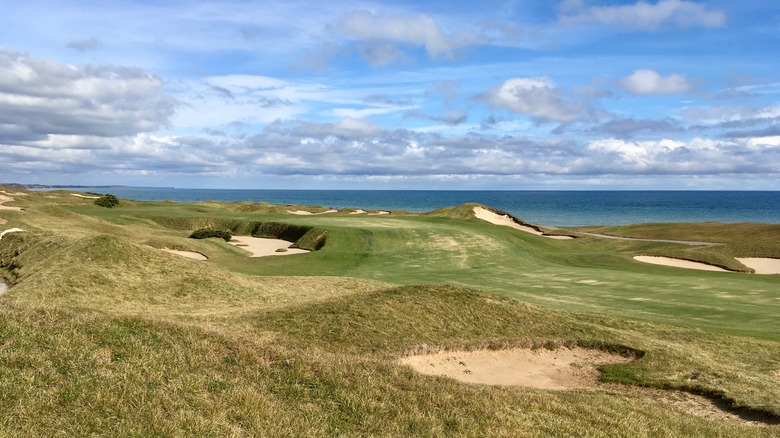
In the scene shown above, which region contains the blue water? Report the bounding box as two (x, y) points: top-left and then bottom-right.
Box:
(63, 188), (780, 227)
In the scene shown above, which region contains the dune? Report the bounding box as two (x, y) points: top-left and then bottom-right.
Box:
(400, 347), (632, 390)
(633, 256), (729, 272)
(159, 248), (208, 261)
(0, 228), (24, 240)
(70, 193), (101, 199)
(0, 194), (22, 211)
(473, 207), (573, 239)
(736, 258), (780, 275)
(228, 235), (310, 257)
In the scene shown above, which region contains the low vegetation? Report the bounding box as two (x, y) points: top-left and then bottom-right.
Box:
(189, 228), (232, 241)
(94, 194), (119, 208)
(0, 188), (778, 436)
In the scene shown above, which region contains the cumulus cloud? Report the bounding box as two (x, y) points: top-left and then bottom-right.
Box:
(336, 11), (484, 63)
(619, 69), (692, 95)
(0, 48), (176, 143)
(559, 0), (726, 31)
(478, 77), (583, 123)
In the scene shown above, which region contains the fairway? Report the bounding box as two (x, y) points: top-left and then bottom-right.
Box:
(0, 190), (778, 436)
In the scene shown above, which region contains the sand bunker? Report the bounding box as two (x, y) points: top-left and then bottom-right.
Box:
(473, 207), (573, 240)
(159, 248), (207, 261)
(368, 211), (391, 215)
(228, 236), (310, 257)
(0, 194), (22, 211)
(400, 348), (632, 390)
(0, 280), (6, 296)
(287, 209), (337, 215)
(736, 258), (780, 275)
(70, 193), (100, 199)
(349, 209), (366, 215)
(633, 256), (728, 272)
(0, 228), (24, 240)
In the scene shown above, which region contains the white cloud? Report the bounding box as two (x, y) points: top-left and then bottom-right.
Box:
(619, 69), (692, 95)
(0, 48), (175, 141)
(559, 0), (726, 31)
(336, 11), (484, 62)
(479, 77), (582, 123)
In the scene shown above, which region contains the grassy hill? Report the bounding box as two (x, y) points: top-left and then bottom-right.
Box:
(0, 189), (778, 436)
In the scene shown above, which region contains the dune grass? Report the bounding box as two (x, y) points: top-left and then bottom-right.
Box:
(1, 188), (779, 436)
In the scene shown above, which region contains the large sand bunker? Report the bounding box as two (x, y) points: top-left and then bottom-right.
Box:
(228, 236), (310, 257)
(633, 256), (729, 272)
(473, 207), (573, 240)
(400, 347), (632, 390)
(736, 258), (780, 275)
(0, 194), (22, 211)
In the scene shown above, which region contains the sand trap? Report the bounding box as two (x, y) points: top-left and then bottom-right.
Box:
(159, 248), (207, 261)
(633, 256), (728, 272)
(473, 207), (573, 239)
(0, 228), (24, 240)
(368, 211), (390, 215)
(349, 209), (366, 215)
(736, 258), (780, 275)
(70, 193), (101, 199)
(0, 194), (22, 211)
(228, 236), (310, 257)
(0, 280), (6, 296)
(401, 348), (632, 390)
(287, 209), (337, 215)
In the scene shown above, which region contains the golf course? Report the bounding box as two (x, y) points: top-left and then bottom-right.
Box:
(1, 188), (778, 436)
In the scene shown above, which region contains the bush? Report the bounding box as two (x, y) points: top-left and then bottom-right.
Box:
(94, 194), (119, 208)
(189, 229), (232, 242)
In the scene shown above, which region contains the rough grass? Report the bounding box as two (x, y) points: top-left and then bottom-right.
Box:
(1, 188), (779, 435)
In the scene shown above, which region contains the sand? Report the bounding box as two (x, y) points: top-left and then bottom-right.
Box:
(473, 207), (573, 239)
(633, 256), (729, 272)
(228, 236), (310, 257)
(0, 280), (6, 296)
(0, 228), (24, 240)
(0, 194), (22, 211)
(349, 209), (366, 215)
(159, 248), (208, 261)
(70, 193), (101, 199)
(368, 211), (391, 215)
(400, 347), (632, 390)
(736, 257), (780, 275)
(287, 209), (338, 215)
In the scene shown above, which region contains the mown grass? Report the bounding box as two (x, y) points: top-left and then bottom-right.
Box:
(1, 188), (779, 436)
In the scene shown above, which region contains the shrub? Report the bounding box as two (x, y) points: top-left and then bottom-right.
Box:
(94, 194), (120, 208)
(189, 229), (232, 242)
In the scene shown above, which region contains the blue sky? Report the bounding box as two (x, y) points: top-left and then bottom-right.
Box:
(1, 0), (779, 189)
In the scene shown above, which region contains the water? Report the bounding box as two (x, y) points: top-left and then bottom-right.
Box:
(52, 188), (780, 227)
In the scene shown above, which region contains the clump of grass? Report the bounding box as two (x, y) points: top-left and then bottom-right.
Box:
(190, 229), (232, 242)
(94, 194), (119, 208)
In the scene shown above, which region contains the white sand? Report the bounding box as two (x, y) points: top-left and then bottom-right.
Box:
(0, 279), (6, 295)
(159, 248), (208, 261)
(228, 236), (310, 257)
(400, 348), (632, 390)
(287, 209), (338, 215)
(473, 207), (573, 239)
(70, 193), (101, 199)
(633, 256), (729, 272)
(0, 194), (22, 211)
(349, 209), (366, 215)
(0, 190), (27, 196)
(368, 211), (390, 215)
(736, 258), (780, 275)
(0, 228), (24, 240)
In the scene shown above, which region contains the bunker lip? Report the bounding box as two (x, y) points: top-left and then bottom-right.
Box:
(473, 206), (574, 239)
(633, 256), (730, 272)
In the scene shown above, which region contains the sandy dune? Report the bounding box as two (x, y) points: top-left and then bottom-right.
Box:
(70, 193), (101, 199)
(736, 257), (780, 275)
(633, 256), (728, 272)
(400, 348), (631, 390)
(228, 236), (310, 257)
(159, 248), (208, 261)
(0, 194), (22, 211)
(473, 207), (573, 239)
(0, 228), (24, 240)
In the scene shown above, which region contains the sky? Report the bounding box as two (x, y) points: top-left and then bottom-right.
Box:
(1, 0), (779, 190)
